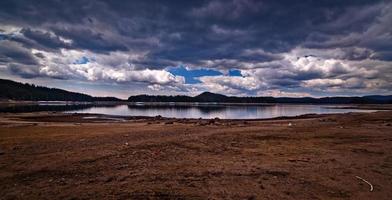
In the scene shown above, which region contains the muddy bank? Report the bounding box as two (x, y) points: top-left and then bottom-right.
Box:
(1, 111), (392, 199)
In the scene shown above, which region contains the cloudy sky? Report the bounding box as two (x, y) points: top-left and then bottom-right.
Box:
(0, 0), (391, 98)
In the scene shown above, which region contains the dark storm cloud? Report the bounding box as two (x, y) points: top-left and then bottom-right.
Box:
(0, 40), (41, 78)
(51, 27), (129, 53)
(0, 0), (391, 96)
(0, 0), (385, 58)
(17, 28), (71, 51)
(0, 41), (38, 65)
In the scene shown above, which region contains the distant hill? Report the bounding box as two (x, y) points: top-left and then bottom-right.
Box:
(127, 94), (194, 102)
(195, 92), (228, 102)
(0, 79), (122, 102)
(128, 92), (392, 104)
(362, 95), (392, 103)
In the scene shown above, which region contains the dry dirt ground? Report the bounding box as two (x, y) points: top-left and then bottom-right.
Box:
(0, 111), (392, 200)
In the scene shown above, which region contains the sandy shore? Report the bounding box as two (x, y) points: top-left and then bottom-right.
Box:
(1, 111), (392, 199)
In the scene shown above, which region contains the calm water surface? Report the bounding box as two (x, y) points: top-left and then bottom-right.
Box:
(0, 103), (377, 119)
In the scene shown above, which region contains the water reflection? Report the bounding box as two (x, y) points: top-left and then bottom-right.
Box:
(0, 103), (376, 119)
(72, 104), (375, 119)
(0, 104), (93, 113)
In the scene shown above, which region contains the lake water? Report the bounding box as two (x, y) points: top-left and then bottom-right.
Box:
(0, 103), (377, 119)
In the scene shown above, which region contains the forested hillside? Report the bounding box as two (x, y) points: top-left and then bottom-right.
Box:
(0, 79), (121, 101)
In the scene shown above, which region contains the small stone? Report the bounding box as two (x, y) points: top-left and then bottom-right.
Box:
(102, 177), (113, 183)
(247, 195), (256, 200)
(208, 119), (215, 124)
(118, 176), (128, 181)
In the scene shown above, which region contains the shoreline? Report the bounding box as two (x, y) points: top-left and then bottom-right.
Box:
(0, 109), (386, 123)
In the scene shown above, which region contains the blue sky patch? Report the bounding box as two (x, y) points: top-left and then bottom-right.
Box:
(73, 56), (89, 64)
(229, 69), (242, 77)
(168, 66), (222, 84)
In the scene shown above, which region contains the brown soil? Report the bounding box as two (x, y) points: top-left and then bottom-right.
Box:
(1, 111), (392, 199)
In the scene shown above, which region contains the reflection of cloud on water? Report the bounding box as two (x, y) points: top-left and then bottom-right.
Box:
(0, 103), (375, 119)
(126, 104), (274, 116)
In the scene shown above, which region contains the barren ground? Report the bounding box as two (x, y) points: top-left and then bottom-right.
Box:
(0, 111), (392, 199)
